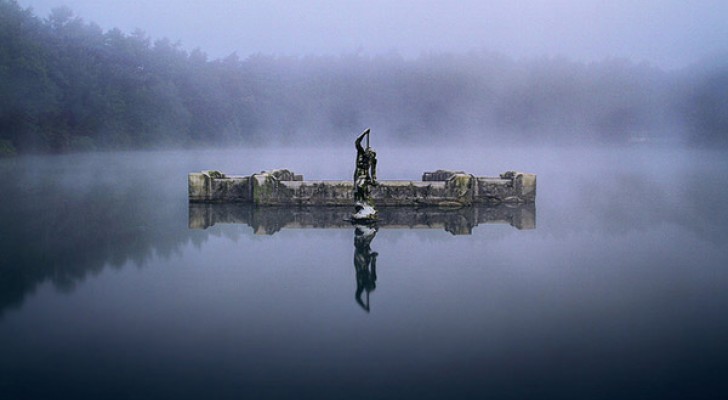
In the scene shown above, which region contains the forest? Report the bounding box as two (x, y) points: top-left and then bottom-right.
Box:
(1, 0), (726, 154)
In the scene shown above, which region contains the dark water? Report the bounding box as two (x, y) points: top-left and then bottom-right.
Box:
(1, 146), (727, 399)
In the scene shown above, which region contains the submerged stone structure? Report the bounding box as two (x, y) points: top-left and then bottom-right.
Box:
(188, 169), (536, 207)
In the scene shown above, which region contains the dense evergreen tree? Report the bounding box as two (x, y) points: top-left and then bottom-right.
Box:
(0, 0), (725, 154)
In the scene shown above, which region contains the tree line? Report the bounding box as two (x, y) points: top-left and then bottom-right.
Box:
(1, 0), (726, 154)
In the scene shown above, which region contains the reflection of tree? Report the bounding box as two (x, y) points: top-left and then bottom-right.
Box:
(0, 156), (205, 319)
(353, 224), (378, 312)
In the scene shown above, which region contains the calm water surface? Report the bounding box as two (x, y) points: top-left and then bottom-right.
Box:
(1, 145), (727, 399)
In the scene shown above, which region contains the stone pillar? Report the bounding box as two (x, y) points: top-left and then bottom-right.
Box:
(445, 173), (474, 206)
(188, 172), (212, 202)
(512, 172), (536, 203)
(251, 172), (276, 206)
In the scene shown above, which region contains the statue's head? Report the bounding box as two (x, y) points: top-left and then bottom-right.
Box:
(366, 147), (376, 158)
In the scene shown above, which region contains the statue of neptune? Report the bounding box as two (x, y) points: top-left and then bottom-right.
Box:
(352, 128), (378, 221)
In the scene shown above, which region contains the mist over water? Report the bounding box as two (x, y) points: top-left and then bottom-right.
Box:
(1, 144), (727, 399)
(3, 1), (728, 398)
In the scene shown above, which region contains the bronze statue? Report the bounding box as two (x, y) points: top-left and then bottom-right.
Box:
(352, 128), (378, 220)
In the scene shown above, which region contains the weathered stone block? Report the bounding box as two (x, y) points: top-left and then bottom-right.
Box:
(422, 170), (466, 181)
(189, 171), (251, 203)
(188, 172), (210, 202)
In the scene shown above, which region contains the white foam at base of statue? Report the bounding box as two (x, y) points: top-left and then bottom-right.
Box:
(352, 202), (377, 220)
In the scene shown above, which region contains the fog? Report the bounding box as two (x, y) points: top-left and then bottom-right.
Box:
(3, 145), (727, 318)
(3, 3), (728, 398)
(17, 0), (728, 69)
(1, 0), (727, 153)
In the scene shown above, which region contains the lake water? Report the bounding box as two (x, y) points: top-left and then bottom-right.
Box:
(1, 145), (727, 399)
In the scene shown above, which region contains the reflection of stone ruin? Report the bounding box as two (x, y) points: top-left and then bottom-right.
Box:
(189, 169), (536, 207)
(188, 203), (536, 235)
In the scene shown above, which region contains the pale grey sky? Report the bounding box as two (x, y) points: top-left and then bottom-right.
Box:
(17, 0), (728, 69)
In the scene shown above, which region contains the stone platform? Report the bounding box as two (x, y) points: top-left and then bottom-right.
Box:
(189, 169), (536, 206)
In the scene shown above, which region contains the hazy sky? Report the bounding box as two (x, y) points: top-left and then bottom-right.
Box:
(17, 0), (728, 69)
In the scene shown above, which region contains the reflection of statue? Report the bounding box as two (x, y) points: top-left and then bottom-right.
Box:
(352, 128), (378, 220)
(353, 224), (378, 312)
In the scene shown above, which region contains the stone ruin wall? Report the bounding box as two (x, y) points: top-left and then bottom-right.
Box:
(189, 169), (536, 206)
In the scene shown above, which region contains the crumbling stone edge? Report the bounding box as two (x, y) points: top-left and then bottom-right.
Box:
(189, 169), (536, 206)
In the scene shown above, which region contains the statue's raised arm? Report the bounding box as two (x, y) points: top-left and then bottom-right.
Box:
(355, 128), (370, 154)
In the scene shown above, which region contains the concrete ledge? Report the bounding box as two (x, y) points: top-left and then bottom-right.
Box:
(189, 169), (536, 205)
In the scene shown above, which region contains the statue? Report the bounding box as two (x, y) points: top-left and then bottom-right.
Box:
(352, 128), (378, 220)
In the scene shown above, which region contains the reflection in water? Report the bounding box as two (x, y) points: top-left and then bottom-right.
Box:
(189, 203), (536, 234)
(2, 149), (728, 399)
(188, 204), (535, 314)
(353, 224), (378, 312)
